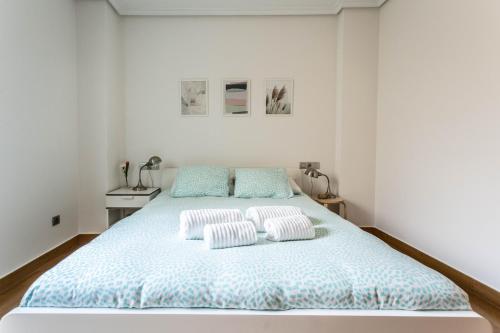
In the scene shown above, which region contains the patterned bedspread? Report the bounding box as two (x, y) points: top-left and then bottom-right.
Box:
(21, 192), (470, 310)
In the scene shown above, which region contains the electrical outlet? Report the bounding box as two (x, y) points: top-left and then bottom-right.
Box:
(299, 162), (320, 169)
(52, 215), (60, 227)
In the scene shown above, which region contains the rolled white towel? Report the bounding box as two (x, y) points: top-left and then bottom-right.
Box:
(245, 206), (303, 232)
(204, 221), (257, 249)
(179, 209), (244, 240)
(264, 215), (315, 242)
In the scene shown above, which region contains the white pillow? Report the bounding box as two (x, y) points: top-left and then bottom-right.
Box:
(289, 177), (302, 195)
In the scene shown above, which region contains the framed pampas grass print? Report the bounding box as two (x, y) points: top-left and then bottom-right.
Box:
(265, 79), (293, 116)
(223, 79), (250, 116)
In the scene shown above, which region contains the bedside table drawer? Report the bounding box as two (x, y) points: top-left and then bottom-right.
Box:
(106, 195), (151, 208)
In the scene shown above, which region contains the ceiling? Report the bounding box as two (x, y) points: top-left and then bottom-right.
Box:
(108, 0), (387, 16)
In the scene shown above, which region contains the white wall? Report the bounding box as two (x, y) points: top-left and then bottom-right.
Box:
(376, 0), (500, 291)
(105, 3), (125, 194)
(123, 16), (338, 191)
(336, 9), (378, 226)
(0, 0), (79, 277)
(77, 0), (124, 234)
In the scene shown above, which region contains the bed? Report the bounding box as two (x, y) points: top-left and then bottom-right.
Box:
(0, 169), (492, 333)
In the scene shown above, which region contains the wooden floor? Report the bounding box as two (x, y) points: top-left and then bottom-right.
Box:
(0, 241), (499, 333)
(0, 239), (90, 319)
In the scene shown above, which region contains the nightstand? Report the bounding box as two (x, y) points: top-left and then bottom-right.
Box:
(105, 187), (161, 228)
(313, 195), (347, 219)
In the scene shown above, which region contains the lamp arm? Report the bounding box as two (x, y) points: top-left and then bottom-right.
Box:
(133, 158), (159, 191)
(320, 173), (331, 191)
(133, 164), (147, 191)
(317, 173), (335, 199)
(138, 163), (149, 183)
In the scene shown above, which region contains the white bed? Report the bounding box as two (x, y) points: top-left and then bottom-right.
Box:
(1, 308), (490, 333)
(0, 168), (492, 333)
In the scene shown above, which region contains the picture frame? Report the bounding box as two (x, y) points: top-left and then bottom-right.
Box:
(265, 78), (294, 116)
(180, 79), (209, 116)
(222, 79), (251, 117)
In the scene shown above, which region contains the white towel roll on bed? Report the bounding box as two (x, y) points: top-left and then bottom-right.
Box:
(245, 206), (303, 232)
(204, 221), (257, 249)
(179, 209), (244, 240)
(264, 214), (315, 242)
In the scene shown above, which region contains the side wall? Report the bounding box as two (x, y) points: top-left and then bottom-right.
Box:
(336, 8), (379, 226)
(77, 0), (125, 234)
(376, 0), (500, 290)
(0, 0), (79, 277)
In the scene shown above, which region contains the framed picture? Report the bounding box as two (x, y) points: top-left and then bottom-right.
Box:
(222, 79), (251, 116)
(265, 79), (293, 116)
(180, 79), (208, 116)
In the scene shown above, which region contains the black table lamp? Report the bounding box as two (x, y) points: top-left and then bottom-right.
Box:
(304, 167), (336, 199)
(133, 156), (162, 191)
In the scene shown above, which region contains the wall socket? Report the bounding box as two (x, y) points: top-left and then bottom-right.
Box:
(52, 215), (60, 227)
(299, 162), (320, 169)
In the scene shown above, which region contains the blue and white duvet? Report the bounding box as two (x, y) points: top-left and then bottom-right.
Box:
(21, 192), (470, 311)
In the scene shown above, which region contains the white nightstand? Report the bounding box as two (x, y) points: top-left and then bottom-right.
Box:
(105, 187), (161, 228)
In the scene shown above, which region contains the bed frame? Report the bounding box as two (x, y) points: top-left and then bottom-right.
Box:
(0, 168), (492, 333)
(0, 308), (492, 333)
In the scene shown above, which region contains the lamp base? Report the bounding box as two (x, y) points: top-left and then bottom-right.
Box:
(317, 192), (336, 199)
(132, 185), (148, 191)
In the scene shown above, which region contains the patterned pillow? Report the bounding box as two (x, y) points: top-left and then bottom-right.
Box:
(170, 166), (230, 197)
(234, 168), (294, 199)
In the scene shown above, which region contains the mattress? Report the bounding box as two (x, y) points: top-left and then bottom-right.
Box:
(21, 192), (470, 311)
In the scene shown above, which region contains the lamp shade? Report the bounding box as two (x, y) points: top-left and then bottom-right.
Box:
(304, 167), (320, 178)
(147, 155), (162, 167)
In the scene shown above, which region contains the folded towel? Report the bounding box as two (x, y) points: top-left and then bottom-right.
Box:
(264, 215), (315, 242)
(204, 221), (257, 249)
(179, 209), (244, 240)
(245, 206), (303, 232)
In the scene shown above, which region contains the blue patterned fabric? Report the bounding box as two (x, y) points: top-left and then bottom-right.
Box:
(170, 166), (229, 197)
(234, 168), (293, 199)
(21, 193), (470, 311)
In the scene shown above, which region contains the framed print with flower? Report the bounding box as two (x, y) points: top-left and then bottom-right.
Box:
(265, 79), (293, 116)
(180, 79), (209, 116)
